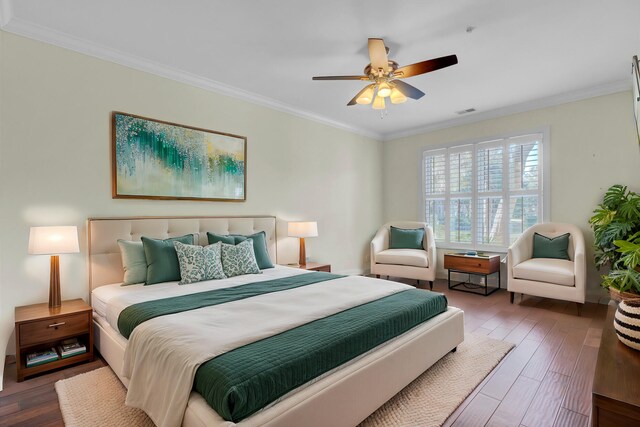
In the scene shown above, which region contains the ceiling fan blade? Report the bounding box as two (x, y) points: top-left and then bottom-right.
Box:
(347, 85), (374, 106)
(391, 80), (425, 100)
(368, 38), (389, 71)
(312, 75), (369, 81)
(393, 54), (458, 78)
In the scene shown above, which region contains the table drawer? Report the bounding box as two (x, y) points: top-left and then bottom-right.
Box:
(19, 313), (88, 347)
(444, 256), (492, 274)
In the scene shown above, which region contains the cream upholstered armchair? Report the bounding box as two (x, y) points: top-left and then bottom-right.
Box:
(507, 223), (586, 314)
(370, 221), (437, 289)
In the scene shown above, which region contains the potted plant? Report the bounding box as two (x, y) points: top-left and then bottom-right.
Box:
(589, 185), (640, 300)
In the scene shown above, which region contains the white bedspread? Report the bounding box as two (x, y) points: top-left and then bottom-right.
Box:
(105, 267), (412, 427)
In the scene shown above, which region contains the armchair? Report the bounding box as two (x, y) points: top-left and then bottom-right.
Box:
(370, 221), (437, 289)
(507, 223), (586, 314)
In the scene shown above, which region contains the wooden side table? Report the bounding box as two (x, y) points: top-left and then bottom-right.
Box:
(15, 298), (94, 382)
(444, 253), (501, 296)
(592, 302), (640, 426)
(291, 262), (331, 273)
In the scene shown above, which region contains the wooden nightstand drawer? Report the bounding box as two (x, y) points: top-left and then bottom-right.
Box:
(445, 256), (490, 273)
(19, 313), (88, 347)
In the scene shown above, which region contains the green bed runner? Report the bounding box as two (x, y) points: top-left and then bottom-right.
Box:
(193, 288), (448, 422)
(117, 272), (343, 339)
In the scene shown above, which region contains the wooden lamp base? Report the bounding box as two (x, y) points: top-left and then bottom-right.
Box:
(49, 255), (61, 308)
(299, 237), (306, 266)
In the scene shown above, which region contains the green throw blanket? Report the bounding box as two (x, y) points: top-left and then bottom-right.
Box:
(194, 288), (447, 422)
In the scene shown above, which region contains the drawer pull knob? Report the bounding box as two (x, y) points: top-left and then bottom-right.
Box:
(48, 322), (66, 328)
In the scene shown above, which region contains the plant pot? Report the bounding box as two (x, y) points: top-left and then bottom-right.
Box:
(609, 287), (640, 302)
(615, 299), (640, 350)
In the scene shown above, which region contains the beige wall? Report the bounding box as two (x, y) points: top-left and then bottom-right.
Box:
(383, 91), (640, 301)
(0, 32), (382, 388)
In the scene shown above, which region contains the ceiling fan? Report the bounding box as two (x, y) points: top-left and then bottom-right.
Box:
(312, 38), (458, 109)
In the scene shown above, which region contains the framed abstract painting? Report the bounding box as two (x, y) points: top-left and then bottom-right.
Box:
(112, 112), (246, 201)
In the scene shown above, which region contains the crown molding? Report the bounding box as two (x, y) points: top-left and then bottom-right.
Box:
(0, 4), (631, 144)
(0, 0), (12, 27)
(0, 14), (383, 141)
(382, 79), (631, 141)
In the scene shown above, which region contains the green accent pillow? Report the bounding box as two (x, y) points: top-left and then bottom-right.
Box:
(174, 241), (226, 284)
(207, 231), (274, 270)
(231, 232), (274, 270)
(141, 234), (194, 285)
(532, 232), (570, 260)
(206, 232), (236, 245)
(389, 226), (425, 250)
(220, 239), (261, 277)
(117, 240), (147, 285)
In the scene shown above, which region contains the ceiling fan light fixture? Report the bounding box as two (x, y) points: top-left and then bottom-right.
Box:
(372, 95), (386, 110)
(356, 85), (375, 104)
(390, 87), (407, 104)
(377, 82), (392, 98)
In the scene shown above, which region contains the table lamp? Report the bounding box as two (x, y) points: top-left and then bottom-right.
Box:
(288, 221), (318, 266)
(28, 226), (80, 308)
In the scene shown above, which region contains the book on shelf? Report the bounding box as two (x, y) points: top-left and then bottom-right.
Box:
(26, 348), (59, 367)
(58, 338), (86, 358)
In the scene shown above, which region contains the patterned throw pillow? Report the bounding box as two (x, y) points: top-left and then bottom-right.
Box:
(221, 239), (261, 278)
(174, 241), (226, 285)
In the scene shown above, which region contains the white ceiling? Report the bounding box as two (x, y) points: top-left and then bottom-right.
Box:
(1, 0), (639, 140)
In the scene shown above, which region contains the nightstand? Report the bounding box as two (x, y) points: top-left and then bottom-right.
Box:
(298, 262), (331, 272)
(15, 298), (93, 382)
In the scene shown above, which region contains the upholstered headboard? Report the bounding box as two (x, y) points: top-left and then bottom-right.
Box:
(87, 216), (277, 290)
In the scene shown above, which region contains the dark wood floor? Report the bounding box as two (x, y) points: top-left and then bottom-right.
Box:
(0, 278), (607, 427)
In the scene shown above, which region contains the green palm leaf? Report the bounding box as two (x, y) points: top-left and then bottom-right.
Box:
(602, 184), (628, 209)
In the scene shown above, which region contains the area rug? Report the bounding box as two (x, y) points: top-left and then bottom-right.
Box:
(55, 367), (154, 427)
(55, 333), (513, 427)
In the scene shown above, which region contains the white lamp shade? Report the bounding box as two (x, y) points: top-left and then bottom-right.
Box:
(28, 226), (80, 255)
(288, 221), (318, 238)
(372, 95), (386, 110)
(390, 87), (407, 104)
(356, 85), (375, 105)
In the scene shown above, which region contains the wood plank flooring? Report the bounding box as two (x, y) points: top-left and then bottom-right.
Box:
(0, 278), (607, 426)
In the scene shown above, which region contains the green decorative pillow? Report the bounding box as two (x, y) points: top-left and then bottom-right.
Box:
(206, 232), (236, 245)
(141, 234), (194, 285)
(220, 239), (261, 278)
(174, 241), (226, 284)
(532, 232), (570, 260)
(231, 232), (274, 270)
(117, 240), (147, 285)
(389, 226), (425, 250)
(208, 231), (274, 270)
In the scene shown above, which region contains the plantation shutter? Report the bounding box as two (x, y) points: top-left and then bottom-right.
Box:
(424, 149), (446, 241)
(422, 131), (545, 249)
(507, 134), (542, 244)
(449, 146), (473, 244)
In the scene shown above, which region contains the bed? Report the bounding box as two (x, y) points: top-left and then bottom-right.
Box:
(88, 216), (465, 427)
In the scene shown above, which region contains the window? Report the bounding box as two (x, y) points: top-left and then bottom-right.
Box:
(422, 131), (547, 250)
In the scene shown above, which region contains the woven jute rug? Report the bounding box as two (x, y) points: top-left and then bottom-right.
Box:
(359, 333), (514, 426)
(55, 333), (513, 427)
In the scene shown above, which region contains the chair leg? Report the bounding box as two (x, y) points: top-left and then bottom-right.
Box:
(510, 292), (514, 304)
(429, 281), (434, 290)
(417, 279), (420, 287)
(577, 303), (583, 317)
(375, 275), (380, 278)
